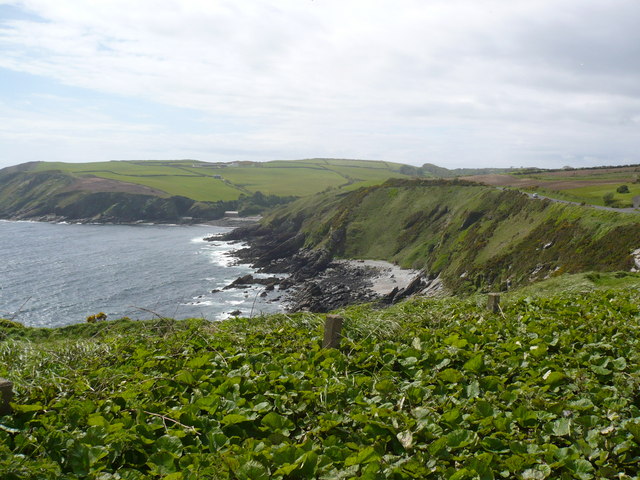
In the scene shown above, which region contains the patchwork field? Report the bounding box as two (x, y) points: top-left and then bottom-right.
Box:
(31, 159), (413, 202)
(464, 166), (640, 207)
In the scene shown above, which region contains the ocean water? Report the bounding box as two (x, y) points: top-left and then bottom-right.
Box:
(0, 221), (283, 327)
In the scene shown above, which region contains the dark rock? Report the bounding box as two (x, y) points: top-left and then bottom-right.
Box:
(229, 310), (242, 316)
(223, 274), (255, 289)
(380, 287), (400, 305)
(218, 222), (430, 313)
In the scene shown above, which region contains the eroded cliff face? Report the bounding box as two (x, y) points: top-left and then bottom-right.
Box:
(243, 178), (640, 294)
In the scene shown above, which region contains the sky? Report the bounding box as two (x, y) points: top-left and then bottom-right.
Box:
(1, 0), (639, 170)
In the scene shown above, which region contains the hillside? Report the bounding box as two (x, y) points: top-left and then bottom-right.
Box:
(2, 274), (639, 478)
(28, 159), (416, 201)
(242, 178), (640, 293)
(0, 159), (414, 222)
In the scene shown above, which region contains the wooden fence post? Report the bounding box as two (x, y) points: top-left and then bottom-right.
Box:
(323, 315), (344, 349)
(487, 293), (501, 313)
(0, 378), (13, 415)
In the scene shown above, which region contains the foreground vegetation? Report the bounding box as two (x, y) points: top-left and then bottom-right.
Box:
(1, 273), (639, 479)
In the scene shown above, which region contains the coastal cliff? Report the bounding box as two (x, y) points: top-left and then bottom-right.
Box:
(222, 178), (640, 304)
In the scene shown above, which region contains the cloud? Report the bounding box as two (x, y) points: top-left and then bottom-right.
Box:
(0, 0), (639, 168)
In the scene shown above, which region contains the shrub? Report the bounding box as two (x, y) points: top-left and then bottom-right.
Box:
(603, 192), (616, 205)
(0, 318), (24, 329)
(616, 185), (630, 194)
(86, 312), (107, 323)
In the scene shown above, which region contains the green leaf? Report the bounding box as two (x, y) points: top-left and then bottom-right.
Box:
(296, 450), (319, 477)
(464, 354), (484, 373)
(87, 414), (108, 427)
(444, 334), (468, 348)
(175, 369), (195, 385)
(469, 453), (495, 480)
(567, 459), (594, 480)
(625, 422), (640, 442)
(521, 464), (551, 480)
(205, 431), (228, 450)
(221, 413), (251, 425)
(480, 437), (509, 453)
(252, 401), (271, 412)
(542, 371), (566, 385)
(261, 412), (293, 434)
(513, 406), (538, 428)
(164, 473), (184, 480)
(551, 418), (571, 437)
(439, 368), (463, 383)
(344, 446), (380, 466)
(69, 443), (90, 476)
(236, 459), (269, 480)
(11, 403), (43, 413)
(375, 379), (395, 394)
(590, 365), (611, 376)
(186, 355), (211, 368)
(148, 451), (177, 475)
(611, 357), (627, 371)
(475, 400), (494, 418)
(466, 380), (480, 399)
(155, 435), (183, 456)
(397, 430), (413, 449)
(447, 429), (475, 449)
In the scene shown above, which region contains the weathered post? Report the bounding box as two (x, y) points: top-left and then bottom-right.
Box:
(0, 378), (13, 415)
(323, 315), (344, 349)
(487, 293), (501, 313)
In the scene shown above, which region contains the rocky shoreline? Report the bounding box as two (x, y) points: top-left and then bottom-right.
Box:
(207, 223), (445, 313)
(0, 214), (262, 228)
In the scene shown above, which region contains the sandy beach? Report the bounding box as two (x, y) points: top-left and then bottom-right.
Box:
(333, 259), (421, 295)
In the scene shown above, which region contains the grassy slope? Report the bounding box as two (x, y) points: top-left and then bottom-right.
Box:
(29, 159), (414, 202)
(2, 274), (640, 479)
(262, 179), (640, 292)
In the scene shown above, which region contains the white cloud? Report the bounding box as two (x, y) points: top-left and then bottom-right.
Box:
(1, 0), (639, 168)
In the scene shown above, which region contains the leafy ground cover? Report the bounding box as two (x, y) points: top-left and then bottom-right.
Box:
(1, 279), (640, 479)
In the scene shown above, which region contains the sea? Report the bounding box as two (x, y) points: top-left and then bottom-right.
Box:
(0, 220), (284, 328)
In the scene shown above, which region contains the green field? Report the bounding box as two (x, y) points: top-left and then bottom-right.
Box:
(31, 159), (413, 202)
(561, 184), (640, 207)
(2, 273), (640, 479)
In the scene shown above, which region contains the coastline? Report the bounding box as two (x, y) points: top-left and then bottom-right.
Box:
(0, 215), (262, 228)
(213, 224), (445, 313)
